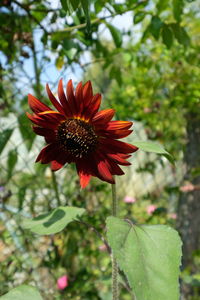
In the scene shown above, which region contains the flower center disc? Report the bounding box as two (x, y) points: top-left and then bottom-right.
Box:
(57, 119), (98, 158)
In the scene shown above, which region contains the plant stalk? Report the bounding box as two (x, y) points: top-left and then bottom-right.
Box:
(51, 170), (61, 206)
(111, 179), (119, 300)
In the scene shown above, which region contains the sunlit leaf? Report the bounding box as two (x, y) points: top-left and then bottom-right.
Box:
(133, 141), (167, 154)
(106, 23), (122, 47)
(107, 217), (182, 300)
(55, 55), (64, 70)
(0, 285), (43, 300)
(23, 206), (85, 235)
(0, 129), (13, 155)
(134, 12), (146, 24)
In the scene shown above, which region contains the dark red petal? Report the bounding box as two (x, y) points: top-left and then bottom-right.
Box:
(107, 153), (131, 166)
(26, 112), (60, 130)
(83, 81), (93, 107)
(46, 83), (65, 115)
(99, 138), (138, 154)
(35, 143), (60, 164)
(58, 79), (73, 117)
(108, 160), (124, 176)
(32, 126), (55, 137)
(51, 151), (72, 171)
(66, 79), (77, 115)
(28, 94), (51, 113)
(76, 159), (95, 188)
(32, 126), (56, 143)
(83, 94), (102, 120)
(97, 129), (133, 139)
(38, 111), (65, 122)
(102, 120), (133, 130)
(92, 152), (115, 184)
(92, 109), (115, 125)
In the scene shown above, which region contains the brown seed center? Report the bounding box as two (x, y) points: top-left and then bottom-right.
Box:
(57, 119), (98, 158)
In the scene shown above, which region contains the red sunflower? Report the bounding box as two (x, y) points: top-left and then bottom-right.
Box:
(27, 79), (138, 188)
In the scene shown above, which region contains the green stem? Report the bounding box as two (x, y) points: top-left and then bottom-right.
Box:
(51, 171), (61, 206)
(111, 179), (119, 300)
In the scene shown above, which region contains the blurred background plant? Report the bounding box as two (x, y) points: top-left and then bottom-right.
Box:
(0, 0), (200, 299)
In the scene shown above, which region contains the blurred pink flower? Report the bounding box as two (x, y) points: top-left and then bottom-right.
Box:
(147, 205), (157, 215)
(169, 213), (177, 220)
(57, 275), (68, 290)
(99, 244), (107, 252)
(124, 196), (136, 203)
(180, 183), (195, 192)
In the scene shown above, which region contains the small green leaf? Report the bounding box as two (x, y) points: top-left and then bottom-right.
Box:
(18, 186), (26, 211)
(106, 23), (122, 47)
(60, 0), (69, 12)
(173, 0), (184, 23)
(0, 285), (43, 300)
(0, 129), (13, 155)
(69, 0), (80, 10)
(55, 55), (64, 70)
(106, 217), (182, 300)
(23, 206), (85, 235)
(80, 0), (90, 31)
(162, 24), (174, 48)
(149, 16), (163, 40)
(134, 12), (146, 24)
(171, 23), (190, 47)
(7, 150), (18, 180)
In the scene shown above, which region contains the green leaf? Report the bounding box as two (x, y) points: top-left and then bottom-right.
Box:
(106, 217), (182, 300)
(18, 186), (26, 211)
(149, 16), (163, 40)
(0, 129), (13, 155)
(106, 23), (122, 47)
(162, 24), (174, 48)
(133, 141), (168, 154)
(18, 114), (35, 151)
(23, 206), (85, 235)
(0, 285), (43, 300)
(7, 150), (18, 180)
(156, 0), (168, 13)
(69, 0), (80, 10)
(80, 0), (90, 31)
(171, 23), (190, 47)
(60, 0), (69, 12)
(173, 0), (184, 23)
(55, 55), (64, 70)
(134, 12), (146, 24)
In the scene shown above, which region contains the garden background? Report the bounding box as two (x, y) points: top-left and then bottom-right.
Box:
(0, 0), (200, 299)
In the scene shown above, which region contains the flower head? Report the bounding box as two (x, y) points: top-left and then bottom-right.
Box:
(57, 275), (68, 290)
(27, 79), (138, 188)
(146, 205), (157, 215)
(124, 196), (136, 203)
